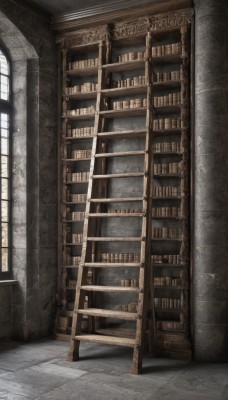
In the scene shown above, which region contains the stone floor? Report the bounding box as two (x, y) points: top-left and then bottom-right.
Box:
(0, 339), (227, 399)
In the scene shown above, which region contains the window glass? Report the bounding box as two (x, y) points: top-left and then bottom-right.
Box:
(0, 51), (10, 101)
(0, 50), (10, 276)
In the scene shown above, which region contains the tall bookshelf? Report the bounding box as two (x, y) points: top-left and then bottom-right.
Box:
(56, 9), (193, 360)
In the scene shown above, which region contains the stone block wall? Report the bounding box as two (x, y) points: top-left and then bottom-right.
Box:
(193, 0), (228, 361)
(0, 1), (58, 340)
(0, 285), (12, 339)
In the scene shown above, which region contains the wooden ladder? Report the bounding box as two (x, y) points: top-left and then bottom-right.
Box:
(67, 33), (154, 374)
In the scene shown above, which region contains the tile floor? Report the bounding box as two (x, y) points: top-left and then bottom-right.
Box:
(0, 339), (227, 399)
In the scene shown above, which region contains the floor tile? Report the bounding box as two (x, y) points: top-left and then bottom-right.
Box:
(0, 339), (227, 400)
(36, 378), (152, 400)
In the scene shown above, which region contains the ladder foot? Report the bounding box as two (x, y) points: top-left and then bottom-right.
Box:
(130, 365), (142, 375)
(131, 346), (142, 374)
(66, 350), (79, 362)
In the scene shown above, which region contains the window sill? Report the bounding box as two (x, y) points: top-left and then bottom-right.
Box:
(0, 280), (17, 286)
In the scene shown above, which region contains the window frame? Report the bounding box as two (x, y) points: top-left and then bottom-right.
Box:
(0, 44), (12, 279)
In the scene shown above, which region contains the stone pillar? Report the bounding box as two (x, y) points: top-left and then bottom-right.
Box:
(194, 0), (228, 361)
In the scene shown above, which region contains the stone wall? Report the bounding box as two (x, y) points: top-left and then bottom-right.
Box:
(193, 0), (228, 361)
(0, 285), (12, 339)
(0, 1), (58, 340)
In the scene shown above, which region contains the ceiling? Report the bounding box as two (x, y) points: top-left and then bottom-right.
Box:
(29, 0), (152, 16)
(30, 0), (128, 15)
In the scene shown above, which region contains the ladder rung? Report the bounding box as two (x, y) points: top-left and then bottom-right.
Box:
(75, 334), (136, 348)
(101, 85), (147, 98)
(98, 129), (146, 138)
(90, 197), (144, 203)
(100, 108), (146, 118)
(84, 262), (142, 268)
(77, 308), (138, 320)
(80, 285), (140, 293)
(93, 172), (145, 179)
(88, 213), (144, 217)
(95, 151), (145, 158)
(87, 237), (142, 242)
(62, 158), (91, 162)
(153, 174), (182, 178)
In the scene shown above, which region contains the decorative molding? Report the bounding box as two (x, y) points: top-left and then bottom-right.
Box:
(150, 9), (193, 31)
(57, 9), (194, 46)
(57, 26), (109, 48)
(111, 17), (150, 39)
(110, 9), (193, 40)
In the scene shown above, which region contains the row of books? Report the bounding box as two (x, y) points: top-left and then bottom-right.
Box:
(107, 208), (143, 214)
(117, 42), (181, 63)
(66, 171), (90, 182)
(152, 207), (181, 218)
(68, 233), (83, 244)
(66, 185), (181, 197)
(67, 105), (96, 116)
(113, 98), (147, 110)
(69, 58), (98, 70)
(120, 278), (139, 287)
(154, 70), (180, 83)
(66, 192), (87, 202)
(69, 230), (182, 242)
(152, 228), (182, 240)
(65, 82), (98, 95)
(65, 70), (180, 94)
(154, 92), (181, 107)
(100, 252), (140, 263)
(64, 254), (183, 267)
(154, 297), (182, 309)
(153, 141), (180, 153)
(153, 117), (181, 130)
(112, 75), (146, 88)
(152, 186), (181, 197)
(118, 51), (145, 63)
(154, 276), (182, 287)
(67, 142), (181, 158)
(68, 41), (181, 71)
(70, 149), (92, 159)
(66, 126), (94, 137)
(153, 162), (181, 175)
(152, 42), (181, 57)
(66, 211), (85, 221)
(151, 254), (182, 264)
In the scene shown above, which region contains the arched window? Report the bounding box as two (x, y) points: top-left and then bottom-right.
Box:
(0, 48), (11, 277)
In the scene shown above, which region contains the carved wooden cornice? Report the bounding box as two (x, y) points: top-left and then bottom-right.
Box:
(150, 8), (193, 31)
(57, 9), (193, 48)
(57, 26), (109, 48)
(111, 17), (150, 40)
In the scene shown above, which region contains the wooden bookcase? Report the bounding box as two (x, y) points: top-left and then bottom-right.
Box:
(56, 9), (192, 360)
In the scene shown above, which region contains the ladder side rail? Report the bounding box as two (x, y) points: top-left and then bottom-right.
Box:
(131, 31), (153, 374)
(180, 25), (191, 340)
(67, 41), (104, 361)
(147, 31), (157, 357)
(60, 49), (68, 312)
